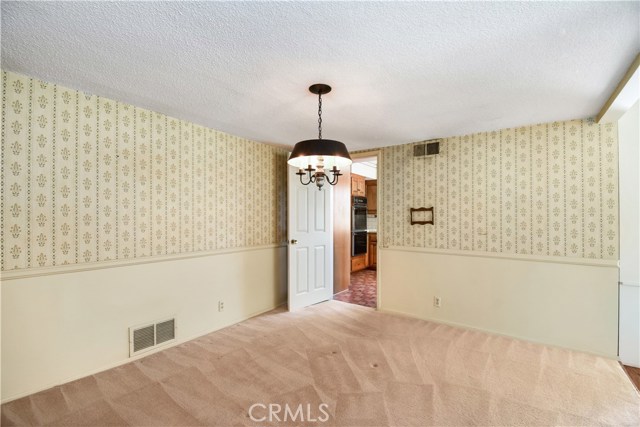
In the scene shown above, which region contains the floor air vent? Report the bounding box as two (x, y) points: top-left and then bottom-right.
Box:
(129, 318), (176, 357)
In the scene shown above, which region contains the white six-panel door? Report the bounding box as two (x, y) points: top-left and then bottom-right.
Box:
(287, 165), (334, 311)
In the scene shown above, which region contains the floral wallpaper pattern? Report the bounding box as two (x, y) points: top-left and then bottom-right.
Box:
(379, 119), (618, 259)
(1, 70), (288, 271)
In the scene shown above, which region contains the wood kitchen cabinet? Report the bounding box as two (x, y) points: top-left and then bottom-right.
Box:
(366, 180), (377, 214)
(351, 174), (366, 197)
(352, 233), (377, 272)
(351, 254), (367, 272)
(368, 233), (377, 269)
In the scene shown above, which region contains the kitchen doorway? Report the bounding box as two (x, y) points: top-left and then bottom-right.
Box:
(333, 153), (379, 309)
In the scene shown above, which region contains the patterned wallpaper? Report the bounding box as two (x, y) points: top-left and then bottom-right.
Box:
(379, 119), (618, 259)
(1, 70), (288, 271)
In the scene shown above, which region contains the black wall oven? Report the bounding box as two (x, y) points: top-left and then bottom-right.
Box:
(352, 231), (367, 256)
(352, 196), (368, 256)
(352, 196), (367, 231)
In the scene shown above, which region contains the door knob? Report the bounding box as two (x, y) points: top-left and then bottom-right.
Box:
(290, 239), (298, 245)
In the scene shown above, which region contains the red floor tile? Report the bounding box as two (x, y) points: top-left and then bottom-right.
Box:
(333, 269), (377, 308)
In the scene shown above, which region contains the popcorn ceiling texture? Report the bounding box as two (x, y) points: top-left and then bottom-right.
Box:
(1, 2), (638, 150)
(1, 70), (288, 271)
(379, 119), (619, 259)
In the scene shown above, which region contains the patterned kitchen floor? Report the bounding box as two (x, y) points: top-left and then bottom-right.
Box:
(333, 269), (377, 308)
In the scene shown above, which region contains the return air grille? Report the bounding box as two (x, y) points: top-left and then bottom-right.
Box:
(133, 325), (155, 353)
(414, 139), (441, 157)
(156, 319), (175, 344)
(129, 317), (177, 357)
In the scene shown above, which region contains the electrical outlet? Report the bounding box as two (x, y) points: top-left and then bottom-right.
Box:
(434, 296), (442, 308)
(218, 301), (224, 312)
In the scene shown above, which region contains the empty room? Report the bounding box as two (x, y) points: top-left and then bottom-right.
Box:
(1, 2), (639, 426)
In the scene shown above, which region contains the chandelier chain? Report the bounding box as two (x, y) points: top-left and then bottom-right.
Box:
(318, 93), (322, 140)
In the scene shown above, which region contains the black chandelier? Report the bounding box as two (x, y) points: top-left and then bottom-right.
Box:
(288, 84), (352, 190)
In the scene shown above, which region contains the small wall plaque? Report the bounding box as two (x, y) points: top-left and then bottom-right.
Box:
(410, 207), (434, 225)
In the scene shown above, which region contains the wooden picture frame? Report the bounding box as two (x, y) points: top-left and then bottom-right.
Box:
(410, 207), (434, 225)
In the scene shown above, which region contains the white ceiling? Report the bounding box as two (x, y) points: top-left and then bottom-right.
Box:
(353, 156), (377, 180)
(2, 2), (638, 151)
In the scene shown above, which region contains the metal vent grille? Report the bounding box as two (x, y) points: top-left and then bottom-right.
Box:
(129, 317), (176, 357)
(133, 325), (155, 353)
(156, 319), (175, 344)
(414, 139), (441, 157)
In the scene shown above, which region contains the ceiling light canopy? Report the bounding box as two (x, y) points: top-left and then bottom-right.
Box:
(288, 84), (352, 190)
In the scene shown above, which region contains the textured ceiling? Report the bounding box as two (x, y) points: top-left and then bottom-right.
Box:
(2, 1), (638, 151)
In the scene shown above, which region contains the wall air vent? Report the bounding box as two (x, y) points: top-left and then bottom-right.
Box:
(155, 319), (175, 344)
(414, 139), (441, 157)
(132, 325), (155, 353)
(129, 317), (177, 357)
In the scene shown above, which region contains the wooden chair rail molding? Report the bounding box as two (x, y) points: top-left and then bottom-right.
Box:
(410, 207), (434, 225)
(1, 243), (286, 280)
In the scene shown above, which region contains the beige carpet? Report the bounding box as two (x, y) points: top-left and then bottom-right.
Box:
(2, 300), (639, 426)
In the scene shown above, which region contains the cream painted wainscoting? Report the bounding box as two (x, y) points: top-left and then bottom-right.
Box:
(376, 118), (620, 357)
(1, 70), (288, 402)
(379, 248), (618, 357)
(2, 246), (287, 402)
